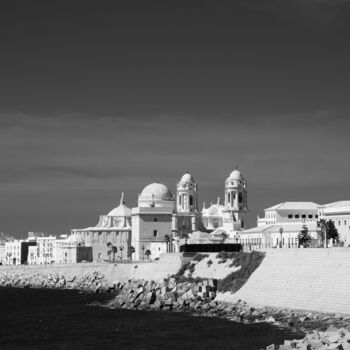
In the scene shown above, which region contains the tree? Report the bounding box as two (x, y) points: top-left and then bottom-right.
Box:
(318, 219), (339, 246)
(298, 225), (311, 248)
(112, 246), (118, 262)
(145, 249), (151, 260)
(325, 220), (339, 244)
(127, 245), (135, 260)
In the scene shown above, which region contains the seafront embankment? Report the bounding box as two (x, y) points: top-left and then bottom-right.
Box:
(2, 249), (350, 319)
(0, 253), (183, 286)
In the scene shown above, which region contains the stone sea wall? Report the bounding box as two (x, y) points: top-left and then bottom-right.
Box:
(0, 269), (109, 293)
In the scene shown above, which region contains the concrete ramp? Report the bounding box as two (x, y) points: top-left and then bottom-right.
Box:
(216, 248), (350, 314)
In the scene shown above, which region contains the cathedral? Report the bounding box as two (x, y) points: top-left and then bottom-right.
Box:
(70, 168), (249, 261)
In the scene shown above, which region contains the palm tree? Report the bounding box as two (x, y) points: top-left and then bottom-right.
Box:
(127, 246), (135, 260)
(145, 249), (151, 260)
(298, 225), (311, 248)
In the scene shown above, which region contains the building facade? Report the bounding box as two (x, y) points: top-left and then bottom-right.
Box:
(318, 201), (350, 246)
(240, 202), (321, 249)
(71, 193), (132, 261)
(132, 183), (175, 261)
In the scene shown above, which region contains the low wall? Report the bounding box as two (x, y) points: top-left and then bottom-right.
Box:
(216, 248), (350, 314)
(0, 253), (183, 284)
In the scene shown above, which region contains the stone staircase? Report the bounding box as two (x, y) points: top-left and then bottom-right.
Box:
(217, 248), (350, 314)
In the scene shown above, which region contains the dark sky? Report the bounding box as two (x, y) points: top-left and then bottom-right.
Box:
(1, 0), (350, 238)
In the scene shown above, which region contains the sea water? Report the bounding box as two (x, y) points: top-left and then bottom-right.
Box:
(0, 287), (303, 350)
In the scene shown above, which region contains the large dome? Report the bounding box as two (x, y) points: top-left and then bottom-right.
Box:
(179, 172), (195, 184)
(228, 169), (243, 180)
(139, 182), (173, 202)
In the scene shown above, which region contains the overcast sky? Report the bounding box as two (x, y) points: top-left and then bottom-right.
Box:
(1, 0), (350, 237)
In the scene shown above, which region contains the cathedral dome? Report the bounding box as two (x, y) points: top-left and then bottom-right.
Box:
(107, 193), (131, 217)
(139, 182), (173, 202)
(228, 169), (243, 180)
(179, 172), (195, 184)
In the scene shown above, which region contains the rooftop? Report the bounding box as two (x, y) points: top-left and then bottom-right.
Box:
(265, 202), (320, 211)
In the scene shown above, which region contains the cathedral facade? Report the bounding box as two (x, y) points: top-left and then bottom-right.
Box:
(71, 168), (249, 261)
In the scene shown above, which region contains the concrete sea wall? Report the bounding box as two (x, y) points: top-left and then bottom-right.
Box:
(217, 248), (350, 314)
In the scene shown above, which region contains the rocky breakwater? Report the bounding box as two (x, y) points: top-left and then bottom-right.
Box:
(107, 277), (218, 312)
(106, 277), (350, 338)
(270, 325), (350, 350)
(0, 270), (110, 293)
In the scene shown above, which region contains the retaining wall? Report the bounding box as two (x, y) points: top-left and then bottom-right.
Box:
(0, 253), (183, 284)
(216, 248), (350, 314)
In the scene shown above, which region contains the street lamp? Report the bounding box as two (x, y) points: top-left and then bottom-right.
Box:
(141, 244), (145, 261)
(279, 227), (283, 248)
(119, 245), (124, 262)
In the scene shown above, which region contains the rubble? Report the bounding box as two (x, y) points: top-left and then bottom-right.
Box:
(264, 326), (350, 350)
(0, 270), (107, 293)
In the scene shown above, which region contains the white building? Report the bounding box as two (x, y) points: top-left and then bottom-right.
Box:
(240, 202), (321, 249)
(54, 235), (86, 264)
(27, 246), (38, 265)
(71, 193), (132, 262)
(0, 245), (6, 265)
(4, 240), (22, 265)
(132, 183), (175, 261)
(318, 201), (350, 246)
(258, 202), (319, 226)
(36, 236), (56, 264)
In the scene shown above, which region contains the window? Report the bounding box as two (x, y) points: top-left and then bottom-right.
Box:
(308, 215), (313, 219)
(339, 221), (341, 226)
(179, 196), (181, 205)
(154, 218), (157, 222)
(189, 195), (193, 206)
(345, 220), (347, 226)
(153, 230), (158, 237)
(241, 220), (244, 228)
(295, 214), (300, 219)
(288, 214), (293, 219)
(315, 215), (318, 218)
(302, 215), (306, 219)
(238, 193), (243, 203)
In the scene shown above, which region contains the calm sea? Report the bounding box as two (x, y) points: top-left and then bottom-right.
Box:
(0, 287), (303, 350)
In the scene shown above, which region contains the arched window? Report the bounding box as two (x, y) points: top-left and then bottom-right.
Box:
(189, 195), (193, 206)
(238, 192), (243, 204)
(179, 196), (182, 205)
(228, 192), (231, 204)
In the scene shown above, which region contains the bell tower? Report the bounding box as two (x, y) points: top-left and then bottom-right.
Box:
(224, 167), (248, 230)
(176, 172), (198, 214)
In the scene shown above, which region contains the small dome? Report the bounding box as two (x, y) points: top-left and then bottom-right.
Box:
(179, 172), (195, 184)
(107, 193), (131, 217)
(108, 205), (131, 217)
(139, 182), (173, 202)
(207, 204), (225, 216)
(66, 235), (85, 245)
(228, 169), (243, 180)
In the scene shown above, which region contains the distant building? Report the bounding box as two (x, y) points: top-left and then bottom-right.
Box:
(71, 193), (132, 262)
(0, 245), (5, 265)
(4, 240), (22, 265)
(318, 201), (350, 246)
(240, 202), (321, 249)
